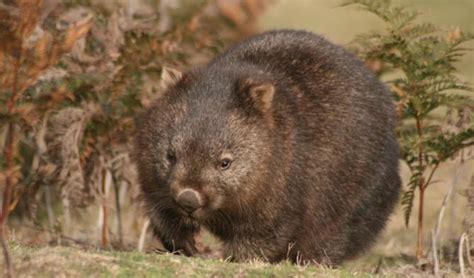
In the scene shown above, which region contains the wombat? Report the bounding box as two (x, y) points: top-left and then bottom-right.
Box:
(135, 30), (401, 265)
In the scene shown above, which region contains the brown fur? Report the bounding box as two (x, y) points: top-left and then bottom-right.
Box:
(134, 30), (401, 265)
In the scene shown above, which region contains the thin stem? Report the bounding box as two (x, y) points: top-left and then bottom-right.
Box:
(138, 219), (150, 252)
(44, 184), (55, 233)
(0, 229), (13, 278)
(101, 169), (109, 249)
(431, 160), (464, 275)
(102, 202), (109, 248)
(423, 163), (440, 190)
(416, 186), (425, 259)
(112, 172), (123, 248)
(1, 123), (16, 224)
(0, 45), (22, 278)
(415, 116), (425, 260)
(460, 233), (467, 278)
(431, 230), (440, 277)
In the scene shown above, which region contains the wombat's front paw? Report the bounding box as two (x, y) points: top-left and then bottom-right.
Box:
(181, 236), (199, 256)
(163, 233), (198, 256)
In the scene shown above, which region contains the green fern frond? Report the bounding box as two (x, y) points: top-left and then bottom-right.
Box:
(388, 6), (418, 30)
(400, 23), (438, 40)
(426, 129), (474, 161)
(401, 170), (422, 227)
(341, 0), (419, 31)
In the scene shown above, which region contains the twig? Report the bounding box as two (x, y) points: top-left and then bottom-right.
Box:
(0, 125), (16, 278)
(62, 196), (72, 236)
(460, 233), (467, 278)
(36, 114), (55, 234)
(434, 165), (461, 236)
(44, 184), (55, 233)
(112, 171), (123, 248)
(423, 163), (440, 190)
(415, 116), (425, 259)
(138, 219), (150, 252)
(431, 230), (440, 277)
(0, 234), (13, 278)
(0, 39), (22, 278)
(463, 172), (474, 268)
(107, 153), (127, 248)
(101, 168), (113, 249)
(465, 236), (472, 267)
(431, 159), (466, 275)
(373, 257), (383, 274)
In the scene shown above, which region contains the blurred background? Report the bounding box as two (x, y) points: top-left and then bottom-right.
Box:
(261, 0), (473, 82)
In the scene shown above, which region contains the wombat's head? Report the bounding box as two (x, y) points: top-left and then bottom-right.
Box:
(137, 65), (277, 222)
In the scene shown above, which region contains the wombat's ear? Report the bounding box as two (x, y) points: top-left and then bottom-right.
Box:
(237, 78), (275, 113)
(161, 66), (183, 90)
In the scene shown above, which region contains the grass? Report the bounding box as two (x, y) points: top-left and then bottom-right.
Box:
(3, 241), (377, 277)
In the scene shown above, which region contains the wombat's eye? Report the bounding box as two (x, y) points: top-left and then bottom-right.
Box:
(219, 158), (232, 170)
(166, 151), (176, 163)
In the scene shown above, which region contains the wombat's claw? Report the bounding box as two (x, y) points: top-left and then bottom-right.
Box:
(169, 236), (198, 256)
(182, 239), (198, 256)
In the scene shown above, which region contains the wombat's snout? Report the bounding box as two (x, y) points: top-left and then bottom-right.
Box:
(176, 189), (202, 214)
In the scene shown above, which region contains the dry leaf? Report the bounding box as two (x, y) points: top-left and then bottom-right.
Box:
(17, 0), (43, 39)
(187, 15), (200, 32)
(62, 14), (93, 51)
(0, 3), (24, 56)
(16, 103), (38, 126)
(447, 26), (462, 43)
(48, 107), (95, 207)
(33, 32), (52, 69)
(0, 166), (22, 192)
(243, 0), (263, 18)
(217, 0), (246, 26)
(391, 84), (406, 98)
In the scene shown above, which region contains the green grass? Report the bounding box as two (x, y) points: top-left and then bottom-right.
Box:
(3, 242), (378, 277)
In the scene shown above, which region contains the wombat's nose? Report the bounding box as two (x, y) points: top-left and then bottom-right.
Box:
(176, 189), (202, 214)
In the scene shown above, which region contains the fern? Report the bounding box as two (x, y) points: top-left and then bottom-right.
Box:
(345, 0), (474, 258)
(401, 168), (423, 226)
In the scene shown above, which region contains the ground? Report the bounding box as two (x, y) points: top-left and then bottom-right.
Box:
(5, 242), (374, 278)
(4, 240), (470, 277)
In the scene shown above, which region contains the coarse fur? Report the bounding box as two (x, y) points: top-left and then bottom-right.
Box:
(135, 30), (401, 265)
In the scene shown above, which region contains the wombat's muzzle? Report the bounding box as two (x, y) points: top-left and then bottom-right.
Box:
(176, 189), (202, 214)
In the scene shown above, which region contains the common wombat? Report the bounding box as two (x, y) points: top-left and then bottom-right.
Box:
(135, 30), (401, 265)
